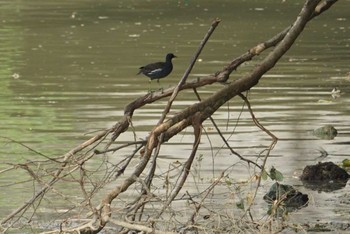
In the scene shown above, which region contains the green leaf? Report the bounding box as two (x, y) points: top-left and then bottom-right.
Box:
(225, 179), (232, 186)
(270, 167), (284, 181)
(236, 200), (245, 210)
(275, 171), (284, 182)
(270, 167), (277, 180)
(261, 169), (268, 180)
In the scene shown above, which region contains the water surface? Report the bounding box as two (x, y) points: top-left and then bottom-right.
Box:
(1, 0), (350, 232)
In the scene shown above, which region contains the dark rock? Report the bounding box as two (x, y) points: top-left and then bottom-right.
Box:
(300, 162), (350, 192)
(263, 182), (308, 214)
(301, 162), (350, 181)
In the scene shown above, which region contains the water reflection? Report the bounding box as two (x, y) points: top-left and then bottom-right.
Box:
(0, 0), (350, 231)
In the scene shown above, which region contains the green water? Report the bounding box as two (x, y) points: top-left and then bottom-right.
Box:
(1, 0), (350, 232)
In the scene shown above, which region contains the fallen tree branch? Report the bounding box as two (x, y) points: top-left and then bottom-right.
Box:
(91, 1), (327, 232)
(1, 1), (338, 233)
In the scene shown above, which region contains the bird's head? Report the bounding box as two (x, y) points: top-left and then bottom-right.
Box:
(166, 53), (177, 60)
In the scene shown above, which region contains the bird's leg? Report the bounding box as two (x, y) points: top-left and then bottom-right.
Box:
(148, 80), (152, 93)
(157, 79), (164, 92)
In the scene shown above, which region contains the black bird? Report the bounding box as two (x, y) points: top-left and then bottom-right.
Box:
(138, 53), (176, 90)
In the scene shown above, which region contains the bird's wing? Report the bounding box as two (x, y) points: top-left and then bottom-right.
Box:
(142, 62), (164, 73)
(147, 68), (162, 76)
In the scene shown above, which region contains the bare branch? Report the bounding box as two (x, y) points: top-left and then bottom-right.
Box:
(1, 1), (339, 233)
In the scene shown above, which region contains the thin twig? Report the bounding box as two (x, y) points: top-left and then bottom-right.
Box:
(238, 93), (278, 220)
(193, 88), (261, 168)
(187, 171), (225, 225)
(109, 218), (177, 234)
(157, 18), (221, 125)
(94, 140), (146, 154)
(156, 112), (203, 218)
(0, 136), (61, 163)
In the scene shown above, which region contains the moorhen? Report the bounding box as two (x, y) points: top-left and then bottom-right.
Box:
(138, 53), (176, 90)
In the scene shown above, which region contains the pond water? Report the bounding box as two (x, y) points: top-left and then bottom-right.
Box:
(1, 0), (350, 232)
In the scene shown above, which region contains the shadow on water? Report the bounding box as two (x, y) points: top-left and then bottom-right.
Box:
(0, 0), (350, 232)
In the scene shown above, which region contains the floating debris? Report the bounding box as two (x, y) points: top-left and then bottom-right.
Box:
(12, 73), (20, 79)
(128, 34), (140, 38)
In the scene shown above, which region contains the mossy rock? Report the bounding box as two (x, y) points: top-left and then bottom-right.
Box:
(313, 125), (338, 140)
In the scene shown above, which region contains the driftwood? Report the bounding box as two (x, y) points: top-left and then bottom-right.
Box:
(0, 0), (338, 233)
